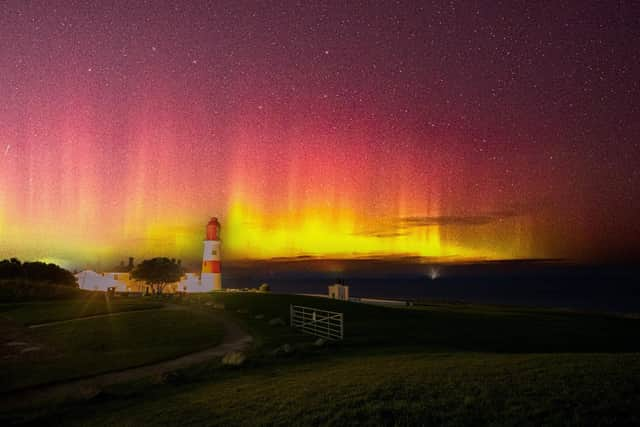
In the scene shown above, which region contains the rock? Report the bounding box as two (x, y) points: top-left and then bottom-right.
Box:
(20, 346), (41, 353)
(222, 351), (247, 366)
(313, 338), (326, 347)
(254, 314), (264, 320)
(157, 371), (188, 385)
(213, 303), (225, 310)
(237, 308), (249, 314)
(269, 317), (285, 326)
(78, 385), (102, 400)
(6, 341), (28, 347)
(204, 302), (213, 306)
(271, 343), (295, 356)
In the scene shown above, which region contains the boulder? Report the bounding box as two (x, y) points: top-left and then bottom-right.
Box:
(271, 343), (295, 356)
(153, 370), (190, 385)
(313, 338), (327, 347)
(222, 351), (247, 366)
(78, 385), (102, 400)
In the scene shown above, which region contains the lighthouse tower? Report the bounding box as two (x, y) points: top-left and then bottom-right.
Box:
(201, 217), (222, 291)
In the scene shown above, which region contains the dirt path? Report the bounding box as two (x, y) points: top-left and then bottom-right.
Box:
(1, 308), (252, 409)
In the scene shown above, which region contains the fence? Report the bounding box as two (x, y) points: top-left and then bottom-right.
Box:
(290, 305), (344, 340)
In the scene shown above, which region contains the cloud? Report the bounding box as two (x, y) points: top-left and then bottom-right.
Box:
(366, 231), (410, 238)
(352, 209), (526, 238)
(400, 210), (521, 227)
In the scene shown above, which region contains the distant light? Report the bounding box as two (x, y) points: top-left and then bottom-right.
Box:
(428, 266), (440, 280)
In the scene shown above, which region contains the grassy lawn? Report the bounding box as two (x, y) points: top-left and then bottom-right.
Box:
(0, 294), (164, 325)
(187, 292), (640, 353)
(16, 351), (640, 426)
(0, 308), (224, 392)
(3, 292), (640, 426)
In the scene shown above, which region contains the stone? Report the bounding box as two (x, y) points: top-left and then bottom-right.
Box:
(222, 351), (247, 366)
(157, 371), (188, 385)
(313, 338), (326, 347)
(78, 385), (102, 400)
(271, 343), (295, 356)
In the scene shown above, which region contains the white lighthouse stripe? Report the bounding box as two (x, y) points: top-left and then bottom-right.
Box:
(202, 240), (221, 261)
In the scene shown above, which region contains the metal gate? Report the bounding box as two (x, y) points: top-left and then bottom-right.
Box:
(290, 305), (344, 340)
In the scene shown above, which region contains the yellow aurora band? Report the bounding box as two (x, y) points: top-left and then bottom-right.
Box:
(223, 197), (527, 261)
(0, 192), (531, 267)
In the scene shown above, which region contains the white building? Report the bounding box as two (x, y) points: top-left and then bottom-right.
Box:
(75, 271), (212, 293)
(76, 270), (127, 292)
(328, 283), (349, 301)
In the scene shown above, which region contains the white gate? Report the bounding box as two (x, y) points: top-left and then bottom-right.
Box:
(290, 305), (344, 340)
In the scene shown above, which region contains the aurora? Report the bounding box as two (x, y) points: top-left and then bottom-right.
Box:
(0, 2), (637, 267)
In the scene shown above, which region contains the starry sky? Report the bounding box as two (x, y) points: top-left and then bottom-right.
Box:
(0, 1), (639, 267)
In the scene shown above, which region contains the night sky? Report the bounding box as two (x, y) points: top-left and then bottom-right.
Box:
(0, 1), (638, 266)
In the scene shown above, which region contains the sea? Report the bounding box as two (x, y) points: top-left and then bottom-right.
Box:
(223, 260), (640, 314)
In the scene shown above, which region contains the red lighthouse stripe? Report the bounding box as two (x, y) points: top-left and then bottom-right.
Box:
(202, 260), (221, 273)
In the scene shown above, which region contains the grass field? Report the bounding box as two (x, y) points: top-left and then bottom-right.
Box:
(187, 292), (640, 353)
(24, 352), (640, 426)
(0, 294), (163, 325)
(3, 292), (640, 426)
(0, 299), (224, 393)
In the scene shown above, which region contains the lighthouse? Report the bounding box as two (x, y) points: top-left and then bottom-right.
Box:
(201, 217), (222, 291)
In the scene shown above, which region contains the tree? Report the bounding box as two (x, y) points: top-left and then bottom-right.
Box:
(131, 257), (183, 295)
(0, 258), (77, 287)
